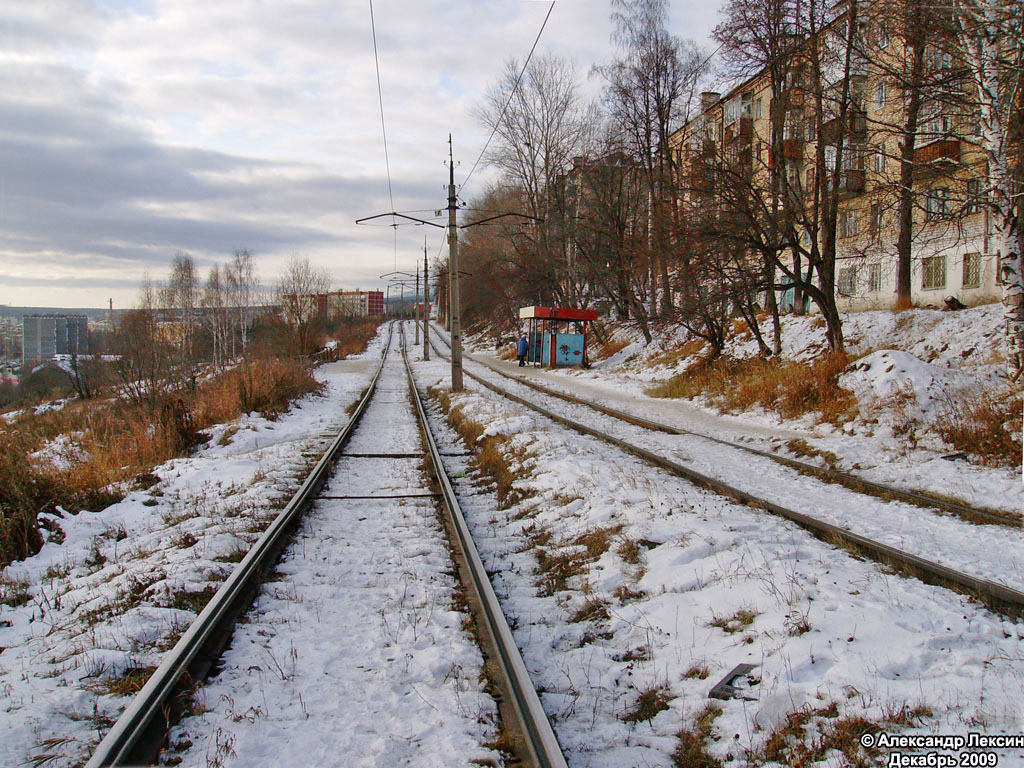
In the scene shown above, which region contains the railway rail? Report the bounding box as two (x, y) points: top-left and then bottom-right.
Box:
(429, 324), (1016, 527)
(87, 323), (567, 768)
(426, 324), (1024, 619)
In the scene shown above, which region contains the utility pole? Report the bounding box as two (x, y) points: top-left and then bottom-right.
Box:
(423, 240), (430, 361)
(447, 134), (463, 391)
(414, 263), (420, 347)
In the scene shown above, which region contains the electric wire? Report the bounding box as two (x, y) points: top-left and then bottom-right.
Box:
(460, 1), (556, 194)
(368, 0), (397, 269)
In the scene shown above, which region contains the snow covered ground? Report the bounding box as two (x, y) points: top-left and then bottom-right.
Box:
(0, 332), (386, 768)
(165, 331), (499, 767)
(463, 303), (1021, 517)
(412, 330), (1024, 767)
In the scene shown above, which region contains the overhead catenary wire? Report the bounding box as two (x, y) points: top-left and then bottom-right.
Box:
(368, 0), (398, 270)
(460, 1), (556, 194)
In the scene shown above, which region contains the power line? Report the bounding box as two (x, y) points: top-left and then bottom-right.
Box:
(461, 1), (556, 193)
(368, 0), (397, 270)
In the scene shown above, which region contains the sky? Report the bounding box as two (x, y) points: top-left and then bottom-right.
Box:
(0, 0), (721, 309)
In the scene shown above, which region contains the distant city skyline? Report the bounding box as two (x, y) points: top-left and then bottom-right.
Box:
(0, 1), (721, 309)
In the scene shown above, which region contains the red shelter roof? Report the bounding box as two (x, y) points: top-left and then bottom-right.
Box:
(518, 306), (598, 321)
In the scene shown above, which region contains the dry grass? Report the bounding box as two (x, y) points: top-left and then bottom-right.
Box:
(531, 525), (623, 597)
(673, 703), (723, 768)
(89, 666), (156, 697)
(569, 597), (611, 623)
(0, 570), (31, 607)
(709, 607), (758, 634)
(596, 336), (631, 361)
(785, 438), (842, 471)
(647, 352), (856, 424)
(648, 338), (706, 369)
(750, 700), (931, 767)
(1, 357), (322, 567)
(936, 391), (1021, 468)
(623, 683), (673, 724)
(429, 387), (533, 508)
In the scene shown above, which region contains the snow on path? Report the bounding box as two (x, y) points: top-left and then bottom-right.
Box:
(0, 332), (387, 768)
(414, 353), (1024, 767)
(166, 333), (499, 768)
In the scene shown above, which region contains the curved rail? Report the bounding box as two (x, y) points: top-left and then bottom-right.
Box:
(87, 326), (394, 767)
(401, 323), (568, 768)
(426, 326), (1024, 618)
(428, 325), (1017, 528)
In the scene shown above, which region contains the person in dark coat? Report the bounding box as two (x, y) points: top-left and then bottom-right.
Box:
(516, 335), (528, 367)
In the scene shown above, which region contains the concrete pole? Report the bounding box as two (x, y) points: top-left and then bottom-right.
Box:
(448, 135), (463, 391)
(414, 264), (420, 347)
(423, 242), (430, 361)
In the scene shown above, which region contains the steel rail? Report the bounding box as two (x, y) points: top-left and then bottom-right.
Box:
(401, 324), (568, 768)
(425, 329), (1024, 618)
(87, 326), (394, 767)
(427, 324), (1017, 528)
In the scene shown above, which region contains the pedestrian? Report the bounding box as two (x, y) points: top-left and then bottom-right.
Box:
(516, 334), (528, 367)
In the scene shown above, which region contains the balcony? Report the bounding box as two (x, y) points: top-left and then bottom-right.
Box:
(913, 138), (960, 177)
(723, 117), (753, 145)
(838, 169), (865, 196)
(822, 108), (867, 144)
(768, 138), (805, 168)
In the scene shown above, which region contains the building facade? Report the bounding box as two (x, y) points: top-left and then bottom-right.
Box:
(669, 5), (1007, 313)
(22, 315), (89, 363)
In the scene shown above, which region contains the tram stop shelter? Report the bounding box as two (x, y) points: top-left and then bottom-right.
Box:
(518, 306), (599, 368)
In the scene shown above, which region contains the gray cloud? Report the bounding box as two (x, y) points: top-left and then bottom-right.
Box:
(0, 0), (720, 307)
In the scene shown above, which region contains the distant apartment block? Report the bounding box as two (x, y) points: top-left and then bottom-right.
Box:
(0, 318), (21, 362)
(22, 314), (89, 363)
(284, 290), (386, 318)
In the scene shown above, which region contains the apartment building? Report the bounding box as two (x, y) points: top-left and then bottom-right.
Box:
(670, 7), (1004, 313)
(22, 315), (89, 363)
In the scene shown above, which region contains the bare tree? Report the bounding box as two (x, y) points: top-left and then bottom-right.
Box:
(226, 248), (258, 358)
(114, 273), (174, 408)
(202, 265), (230, 369)
(598, 0), (708, 319)
(949, 0), (1024, 378)
(475, 54), (600, 306)
(276, 254), (330, 357)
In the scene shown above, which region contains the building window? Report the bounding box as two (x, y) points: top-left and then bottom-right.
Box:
(838, 266), (857, 296)
(806, 122), (817, 142)
(870, 202), (883, 232)
(873, 145), (886, 173)
(877, 25), (890, 49)
(965, 178), (983, 214)
(924, 188), (949, 221)
(869, 262), (883, 292)
(754, 97), (763, 119)
(962, 252), (981, 288)
(922, 255), (946, 289)
(840, 209), (859, 238)
(805, 168), (815, 191)
(874, 79), (888, 110)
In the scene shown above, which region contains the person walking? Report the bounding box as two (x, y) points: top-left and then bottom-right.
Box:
(516, 335), (528, 367)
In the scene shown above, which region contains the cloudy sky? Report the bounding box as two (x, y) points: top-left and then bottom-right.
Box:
(1, 0), (721, 309)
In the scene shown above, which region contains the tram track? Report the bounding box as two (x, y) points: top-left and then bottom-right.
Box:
(87, 323), (567, 768)
(426, 325), (1024, 619)
(429, 324), (1017, 528)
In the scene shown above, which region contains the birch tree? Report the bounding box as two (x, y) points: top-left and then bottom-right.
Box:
(951, 0), (1023, 378)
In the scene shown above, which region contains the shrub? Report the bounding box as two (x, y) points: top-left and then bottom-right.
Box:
(647, 353), (856, 424)
(0, 356), (322, 567)
(936, 391), (1021, 468)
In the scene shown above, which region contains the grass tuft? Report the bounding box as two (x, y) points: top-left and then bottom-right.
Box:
(936, 391), (1021, 468)
(648, 353), (856, 424)
(623, 683), (673, 724)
